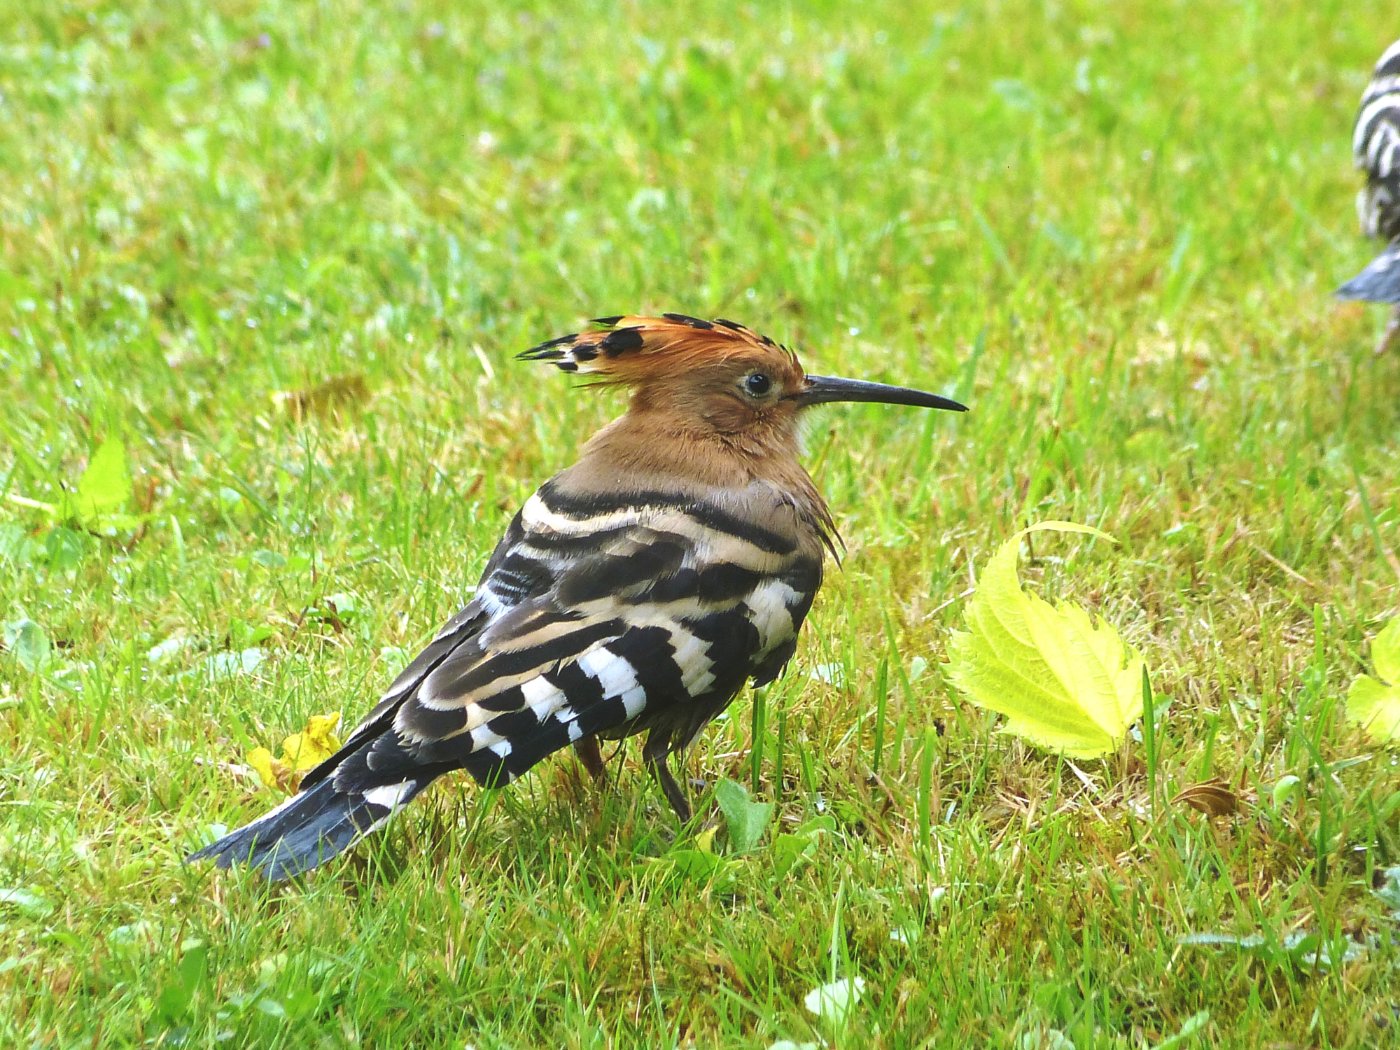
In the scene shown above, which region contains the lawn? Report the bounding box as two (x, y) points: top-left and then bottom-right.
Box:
(2, 0), (1399, 1045)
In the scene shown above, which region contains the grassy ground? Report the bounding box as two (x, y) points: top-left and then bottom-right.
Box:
(3, 0), (1399, 1045)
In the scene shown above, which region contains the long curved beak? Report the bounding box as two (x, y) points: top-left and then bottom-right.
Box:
(795, 374), (968, 412)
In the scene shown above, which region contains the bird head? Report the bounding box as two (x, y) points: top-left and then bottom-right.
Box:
(519, 313), (967, 443)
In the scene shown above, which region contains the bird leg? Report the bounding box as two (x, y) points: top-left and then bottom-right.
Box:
(643, 737), (693, 823)
(1377, 307), (1400, 355)
(572, 736), (607, 782)
(653, 759), (693, 823)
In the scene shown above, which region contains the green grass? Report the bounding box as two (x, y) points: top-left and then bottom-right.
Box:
(3, 0), (1399, 1045)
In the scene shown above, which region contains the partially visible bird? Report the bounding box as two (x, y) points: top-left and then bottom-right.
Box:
(189, 313), (967, 880)
(1338, 38), (1400, 353)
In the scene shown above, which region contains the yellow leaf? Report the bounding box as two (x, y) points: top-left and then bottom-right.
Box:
(947, 521), (1147, 759)
(247, 713), (343, 793)
(1346, 617), (1400, 746)
(695, 826), (719, 855)
(280, 712), (342, 774)
(246, 746), (285, 791)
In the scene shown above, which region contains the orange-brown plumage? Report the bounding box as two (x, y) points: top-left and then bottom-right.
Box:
(523, 313), (812, 494)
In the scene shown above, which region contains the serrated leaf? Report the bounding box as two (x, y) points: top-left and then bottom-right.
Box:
(1373, 616), (1400, 683)
(713, 777), (774, 853)
(72, 438), (133, 522)
(946, 521), (1146, 759)
(1177, 930), (1365, 973)
(1346, 617), (1400, 746)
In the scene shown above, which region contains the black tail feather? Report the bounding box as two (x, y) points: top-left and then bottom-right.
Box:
(1338, 243), (1400, 303)
(187, 777), (425, 881)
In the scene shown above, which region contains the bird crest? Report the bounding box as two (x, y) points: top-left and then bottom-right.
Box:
(518, 313), (802, 382)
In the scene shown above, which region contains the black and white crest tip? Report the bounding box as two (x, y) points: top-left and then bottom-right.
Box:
(516, 313), (788, 375)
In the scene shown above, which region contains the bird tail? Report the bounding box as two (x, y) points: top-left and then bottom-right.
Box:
(186, 775), (426, 881)
(1337, 242), (1400, 303)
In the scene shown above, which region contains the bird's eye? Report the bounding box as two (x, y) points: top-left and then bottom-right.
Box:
(743, 372), (772, 397)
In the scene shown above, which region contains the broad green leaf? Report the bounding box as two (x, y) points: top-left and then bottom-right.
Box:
(43, 527), (89, 569)
(155, 941), (208, 1022)
(1373, 616), (1400, 683)
(772, 815), (837, 878)
(72, 437), (133, 522)
(713, 777), (774, 853)
(947, 521), (1146, 759)
(0, 524), (39, 565)
(3, 617), (52, 674)
(1346, 617), (1400, 746)
(0, 887), (54, 918)
(661, 846), (738, 891)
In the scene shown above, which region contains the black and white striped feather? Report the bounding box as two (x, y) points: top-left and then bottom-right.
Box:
(1339, 39), (1400, 304)
(189, 476), (822, 879)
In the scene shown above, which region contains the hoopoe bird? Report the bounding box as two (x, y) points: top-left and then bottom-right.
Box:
(190, 313), (966, 880)
(1338, 38), (1400, 353)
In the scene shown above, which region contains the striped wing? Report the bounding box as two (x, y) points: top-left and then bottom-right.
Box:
(305, 475), (822, 799)
(1355, 39), (1400, 241)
